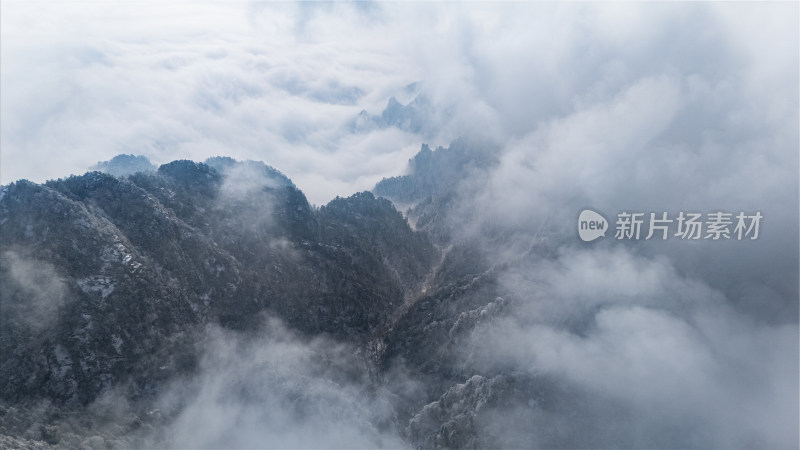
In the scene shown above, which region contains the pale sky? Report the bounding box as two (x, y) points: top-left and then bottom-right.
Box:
(3, 2), (794, 205)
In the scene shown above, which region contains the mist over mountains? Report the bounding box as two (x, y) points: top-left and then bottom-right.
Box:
(1, 2), (798, 449)
(1, 138), (797, 448)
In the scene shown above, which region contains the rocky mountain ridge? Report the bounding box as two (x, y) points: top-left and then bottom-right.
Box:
(1, 159), (439, 399)
(2, 143), (587, 448)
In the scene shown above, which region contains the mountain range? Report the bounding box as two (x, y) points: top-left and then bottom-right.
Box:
(4, 137), (794, 449)
(0, 142), (527, 448)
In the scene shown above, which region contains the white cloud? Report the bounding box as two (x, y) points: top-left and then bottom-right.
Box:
(469, 247), (799, 448)
(4, 2), (794, 205)
(151, 319), (406, 449)
(0, 2), (430, 202)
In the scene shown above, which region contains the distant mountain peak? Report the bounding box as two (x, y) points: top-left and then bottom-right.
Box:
(90, 154), (156, 177)
(373, 138), (498, 205)
(349, 93), (437, 137)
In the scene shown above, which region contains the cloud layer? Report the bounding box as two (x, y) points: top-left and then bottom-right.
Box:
(151, 320), (405, 449)
(2, 3), (796, 205)
(467, 247), (798, 447)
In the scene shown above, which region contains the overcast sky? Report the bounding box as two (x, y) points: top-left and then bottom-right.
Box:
(3, 2), (793, 206)
(1, 1), (494, 202)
